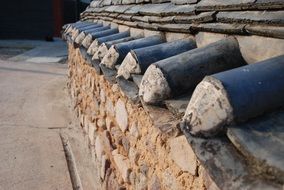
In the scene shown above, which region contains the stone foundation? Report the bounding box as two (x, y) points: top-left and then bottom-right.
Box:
(67, 44), (216, 190)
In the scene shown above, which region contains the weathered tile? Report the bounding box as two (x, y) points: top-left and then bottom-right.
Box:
(136, 0), (150, 3)
(157, 24), (192, 32)
(135, 4), (196, 16)
(131, 74), (143, 88)
(90, 59), (102, 74)
(85, 54), (94, 66)
(108, 13), (120, 18)
(227, 110), (284, 183)
(191, 23), (245, 34)
(171, 0), (198, 5)
(141, 101), (181, 138)
(254, 0), (284, 9)
(114, 65), (120, 71)
(105, 5), (133, 13)
(138, 3), (173, 16)
(123, 21), (139, 27)
(174, 11), (215, 24)
(112, 0), (122, 4)
(164, 93), (191, 118)
(100, 64), (117, 83)
(217, 11), (284, 26)
(160, 4), (196, 16)
(181, 125), (282, 190)
(122, 0), (136, 4)
(245, 25), (284, 39)
(196, 0), (255, 11)
(116, 76), (140, 103)
(103, 0), (112, 6)
(137, 22), (159, 30)
(152, 0), (171, 3)
(90, 0), (104, 8)
(148, 16), (175, 24)
(124, 4), (144, 15)
(79, 47), (88, 60)
(117, 14), (133, 21)
(131, 16), (151, 23)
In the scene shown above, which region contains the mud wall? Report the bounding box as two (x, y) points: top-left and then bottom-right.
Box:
(67, 44), (218, 190)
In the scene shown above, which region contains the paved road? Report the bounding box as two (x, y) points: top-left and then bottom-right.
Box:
(0, 59), (73, 190)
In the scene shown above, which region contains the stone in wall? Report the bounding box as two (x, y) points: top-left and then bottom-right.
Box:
(128, 147), (140, 165)
(67, 44), (207, 190)
(129, 121), (140, 139)
(101, 155), (110, 180)
(134, 173), (148, 190)
(112, 149), (132, 183)
(95, 131), (113, 162)
(149, 175), (161, 190)
(115, 99), (129, 132)
(162, 168), (181, 190)
(169, 135), (197, 175)
(88, 121), (97, 145)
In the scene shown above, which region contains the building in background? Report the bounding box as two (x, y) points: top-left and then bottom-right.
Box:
(0, 0), (91, 40)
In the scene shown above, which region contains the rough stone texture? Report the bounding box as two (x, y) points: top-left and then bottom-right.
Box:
(106, 99), (115, 116)
(129, 147), (140, 165)
(162, 168), (181, 190)
(89, 122), (97, 145)
(112, 150), (132, 183)
(169, 135), (197, 175)
(101, 155), (110, 180)
(149, 175), (162, 190)
(115, 99), (129, 132)
(67, 44), (205, 189)
(95, 135), (104, 162)
(71, 2), (284, 189)
(129, 122), (140, 139)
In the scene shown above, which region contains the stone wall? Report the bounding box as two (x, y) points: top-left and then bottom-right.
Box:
(67, 44), (217, 190)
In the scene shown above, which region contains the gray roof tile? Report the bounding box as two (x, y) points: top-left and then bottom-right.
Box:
(217, 11), (284, 26)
